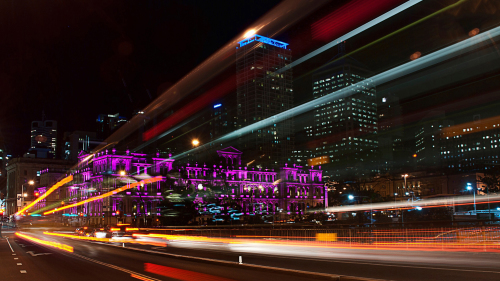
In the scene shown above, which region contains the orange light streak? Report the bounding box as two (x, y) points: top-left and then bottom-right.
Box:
(441, 115), (500, 138)
(126, 228), (139, 231)
(16, 232), (73, 252)
(131, 274), (156, 281)
(43, 176), (162, 215)
(16, 175), (73, 215)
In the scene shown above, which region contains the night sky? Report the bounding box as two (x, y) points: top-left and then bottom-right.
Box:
(0, 0), (281, 156)
(1, 0), (499, 157)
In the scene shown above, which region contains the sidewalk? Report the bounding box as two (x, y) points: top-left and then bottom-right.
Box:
(0, 235), (25, 280)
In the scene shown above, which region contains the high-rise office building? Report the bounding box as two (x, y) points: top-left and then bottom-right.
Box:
(309, 44), (378, 179)
(236, 35), (294, 166)
(30, 119), (57, 158)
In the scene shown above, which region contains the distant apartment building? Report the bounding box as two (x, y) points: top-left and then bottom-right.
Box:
(440, 114), (500, 172)
(5, 157), (74, 215)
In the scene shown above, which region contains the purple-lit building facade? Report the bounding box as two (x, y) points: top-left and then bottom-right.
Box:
(34, 147), (325, 226)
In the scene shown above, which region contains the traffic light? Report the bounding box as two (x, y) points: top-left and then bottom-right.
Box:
(34, 191), (40, 197)
(116, 210), (120, 216)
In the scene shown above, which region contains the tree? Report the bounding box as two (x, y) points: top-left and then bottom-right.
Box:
(478, 167), (500, 193)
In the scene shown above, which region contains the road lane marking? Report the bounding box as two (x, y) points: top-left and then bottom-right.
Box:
(12, 232), (162, 281)
(6, 238), (14, 252)
(17, 263), (22, 265)
(87, 241), (341, 279)
(26, 251), (52, 256)
(20, 270), (27, 273)
(70, 252), (162, 281)
(14, 258), (18, 260)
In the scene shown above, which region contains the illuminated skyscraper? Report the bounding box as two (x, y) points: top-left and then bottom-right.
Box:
(236, 35), (294, 166)
(309, 44), (378, 178)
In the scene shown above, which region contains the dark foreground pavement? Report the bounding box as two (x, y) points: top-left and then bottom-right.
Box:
(2, 228), (500, 281)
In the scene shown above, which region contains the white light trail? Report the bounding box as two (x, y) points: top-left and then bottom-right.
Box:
(324, 194), (500, 213)
(173, 25), (500, 160)
(276, 0), (423, 73)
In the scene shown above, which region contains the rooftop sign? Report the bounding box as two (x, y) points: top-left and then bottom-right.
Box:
(238, 35), (289, 49)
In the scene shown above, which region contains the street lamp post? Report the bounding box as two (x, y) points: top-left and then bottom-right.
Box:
(19, 180), (35, 214)
(348, 195), (373, 225)
(401, 174), (408, 190)
(466, 182), (476, 214)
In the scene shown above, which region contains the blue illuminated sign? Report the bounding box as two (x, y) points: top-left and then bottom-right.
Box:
(238, 35), (289, 49)
(214, 104), (222, 108)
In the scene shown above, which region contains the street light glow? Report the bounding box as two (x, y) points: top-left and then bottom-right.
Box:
(28, 180), (35, 185)
(243, 29), (256, 38)
(348, 195), (354, 200)
(120, 170), (126, 176)
(192, 139), (200, 146)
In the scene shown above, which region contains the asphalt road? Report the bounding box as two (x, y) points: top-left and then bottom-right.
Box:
(2, 227), (500, 281)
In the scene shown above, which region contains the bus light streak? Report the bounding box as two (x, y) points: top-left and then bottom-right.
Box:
(16, 232), (74, 252)
(43, 176), (162, 215)
(16, 175), (73, 216)
(144, 263), (235, 281)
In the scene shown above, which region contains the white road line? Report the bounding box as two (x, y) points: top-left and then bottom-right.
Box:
(20, 270), (27, 273)
(6, 238), (14, 252)
(13, 232), (161, 281)
(100, 240), (500, 275)
(70, 252), (162, 281)
(87, 241), (341, 279)
(14, 258), (18, 260)
(17, 263), (22, 265)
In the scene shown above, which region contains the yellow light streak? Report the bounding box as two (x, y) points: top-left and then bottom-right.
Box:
(16, 175), (73, 215)
(43, 232), (166, 247)
(16, 232), (73, 252)
(43, 176), (162, 215)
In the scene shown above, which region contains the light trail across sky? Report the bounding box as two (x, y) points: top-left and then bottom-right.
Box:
(276, 0), (423, 73)
(43, 176), (162, 215)
(16, 175), (73, 216)
(172, 24), (500, 161)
